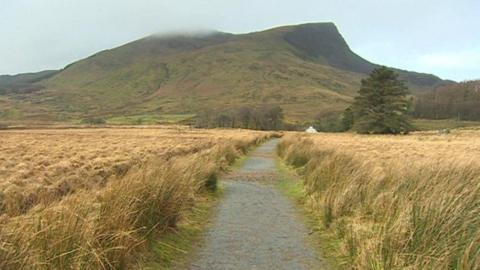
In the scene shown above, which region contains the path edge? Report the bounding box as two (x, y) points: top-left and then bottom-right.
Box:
(274, 157), (347, 270)
(137, 139), (274, 269)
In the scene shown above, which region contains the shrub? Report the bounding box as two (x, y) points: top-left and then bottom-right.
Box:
(81, 117), (106, 125)
(205, 173), (218, 192)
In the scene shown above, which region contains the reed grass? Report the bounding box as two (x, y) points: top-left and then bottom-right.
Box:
(0, 127), (274, 269)
(278, 131), (480, 269)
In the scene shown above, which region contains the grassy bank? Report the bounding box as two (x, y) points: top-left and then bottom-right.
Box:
(0, 129), (274, 269)
(277, 133), (480, 269)
(275, 161), (347, 269)
(139, 189), (221, 270)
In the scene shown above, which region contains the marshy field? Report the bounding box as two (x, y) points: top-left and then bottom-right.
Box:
(278, 129), (480, 269)
(0, 127), (274, 269)
(1, 126), (479, 270)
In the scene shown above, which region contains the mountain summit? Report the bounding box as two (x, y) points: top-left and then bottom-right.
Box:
(284, 23), (374, 73)
(0, 23), (446, 124)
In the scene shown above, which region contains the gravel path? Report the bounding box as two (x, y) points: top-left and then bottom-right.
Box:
(188, 139), (326, 270)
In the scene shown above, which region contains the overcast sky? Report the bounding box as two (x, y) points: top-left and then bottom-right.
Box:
(1, 0), (479, 81)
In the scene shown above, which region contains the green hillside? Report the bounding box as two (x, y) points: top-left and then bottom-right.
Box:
(0, 70), (58, 93)
(0, 22), (448, 124)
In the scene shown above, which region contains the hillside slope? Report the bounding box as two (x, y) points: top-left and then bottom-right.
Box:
(0, 23), (448, 124)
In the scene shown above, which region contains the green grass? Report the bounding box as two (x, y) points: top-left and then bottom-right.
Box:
(413, 118), (480, 131)
(106, 114), (196, 125)
(275, 160), (347, 269)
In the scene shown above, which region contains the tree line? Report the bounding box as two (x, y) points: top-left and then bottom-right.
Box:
(195, 105), (285, 130)
(413, 81), (480, 121)
(315, 76), (480, 134)
(201, 69), (479, 133)
(196, 67), (413, 134)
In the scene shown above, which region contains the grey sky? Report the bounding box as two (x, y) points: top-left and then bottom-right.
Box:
(1, 0), (479, 81)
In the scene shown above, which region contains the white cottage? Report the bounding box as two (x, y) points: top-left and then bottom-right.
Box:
(305, 126), (318, 133)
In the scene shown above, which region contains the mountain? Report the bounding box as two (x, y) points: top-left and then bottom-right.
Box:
(0, 22), (449, 124)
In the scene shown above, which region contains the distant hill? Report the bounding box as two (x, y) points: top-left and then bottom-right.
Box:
(0, 22), (449, 124)
(0, 70), (58, 94)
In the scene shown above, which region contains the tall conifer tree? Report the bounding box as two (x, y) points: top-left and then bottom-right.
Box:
(352, 66), (412, 134)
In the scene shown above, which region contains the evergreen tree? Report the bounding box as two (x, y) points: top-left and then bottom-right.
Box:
(341, 106), (354, 131)
(352, 67), (412, 134)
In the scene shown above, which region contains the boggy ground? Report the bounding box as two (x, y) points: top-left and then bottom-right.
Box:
(188, 139), (326, 270)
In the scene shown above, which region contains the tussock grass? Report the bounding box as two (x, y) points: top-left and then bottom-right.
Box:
(0, 127), (273, 269)
(0, 127), (271, 217)
(278, 131), (480, 269)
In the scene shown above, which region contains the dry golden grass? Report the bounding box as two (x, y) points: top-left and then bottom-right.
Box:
(300, 129), (480, 166)
(0, 127), (265, 217)
(0, 126), (274, 269)
(278, 129), (480, 270)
